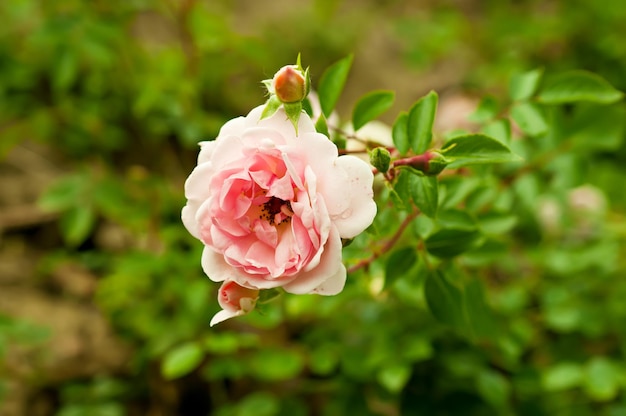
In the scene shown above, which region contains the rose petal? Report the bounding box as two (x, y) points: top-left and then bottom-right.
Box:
(282, 226), (344, 295)
(210, 309), (240, 327)
(329, 156), (377, 238)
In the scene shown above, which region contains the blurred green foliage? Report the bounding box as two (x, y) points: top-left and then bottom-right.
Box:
(2, 0), (626, 415)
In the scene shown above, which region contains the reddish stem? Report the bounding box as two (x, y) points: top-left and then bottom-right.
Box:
(347, 209), (420, 274)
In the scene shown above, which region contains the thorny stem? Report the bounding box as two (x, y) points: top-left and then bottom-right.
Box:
(347, 208), (420, 274)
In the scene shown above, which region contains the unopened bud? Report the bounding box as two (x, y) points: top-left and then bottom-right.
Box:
(369, 147), (391, 173)
(273, 65), (307, 103)
(425, 151), (448, 175)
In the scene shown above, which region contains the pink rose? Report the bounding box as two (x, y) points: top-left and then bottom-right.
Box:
(182, 106), (376, 323)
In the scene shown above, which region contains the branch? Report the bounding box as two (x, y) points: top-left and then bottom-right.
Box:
(347, 208), (419, 274)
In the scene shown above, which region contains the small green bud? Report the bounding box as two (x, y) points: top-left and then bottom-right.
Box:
(369, 147), (391, 173)
(425, 151), (448, 176)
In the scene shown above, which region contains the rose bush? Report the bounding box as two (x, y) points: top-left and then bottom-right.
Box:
(182, 105), (376, 324)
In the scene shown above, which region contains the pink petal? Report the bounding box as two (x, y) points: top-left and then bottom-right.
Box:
(210, 309), (240, 327)
(282, 226), (345, 295)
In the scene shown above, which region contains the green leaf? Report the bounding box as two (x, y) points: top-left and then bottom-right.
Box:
(408, 91), (438, 153)
(510, 102), (548, 137)
(424, 270), (465, 328)
(409, 174), (438, 218)
(583, 357), (619, 401)
(60, 206), (96, 246)
(352, 90), (395, 131)
(248, 347), (304, 381)
(509, 68), (543, 101)
(464, 279), (500, 339)
(542, 362), (583, 391)
(385, 246), (418, 288)
(567, 104), (626, 151)
(482, 119), (511, 145)
(378, 364), (411, 393)
(317, 55), (353, 118)
(441, 134), (521, 168)
(538, 70), (624, 104)
(476, 370), (511, 408)
(392, 112), (410, 155)
(425, 228), (483, 258)
(314, 113), (330, 137)
(161, 342), (204, 380)
(468, 96), (499, 123)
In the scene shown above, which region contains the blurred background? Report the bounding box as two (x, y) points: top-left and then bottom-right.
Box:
(1, 0), (626, 415)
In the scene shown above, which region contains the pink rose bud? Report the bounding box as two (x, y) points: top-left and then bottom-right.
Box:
(273, 65), (307, 103)
(210, 281), (259, 326)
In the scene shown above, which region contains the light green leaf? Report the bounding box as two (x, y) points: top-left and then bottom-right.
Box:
(352, 90), (395, 131)
(317, 55), (353, 117)
(161, 342), (204, 380)
(441, 134), (521, 168)
(377, 364), (411, 393)
(60, 206), (96, 246)
(482, 119), (511, 145)
(408, 91), (438, 154)
(509, 68), (543, 101)
(409, 174), (438, 218)
(510, 102), (548, 137)
(538, 70), (623, 104)
(584, 357), (619, 401)
(542, 362), (583, 391)
(567, 104), (626, 151)
(314, 113), (330, 137)
(248, 347), (304, 381)
(392, 112), (409, 155)
(468, 96), (499, 123)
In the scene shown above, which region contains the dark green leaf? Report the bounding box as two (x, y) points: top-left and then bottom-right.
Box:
(441, 134), (521, 168)
(538, 70), (623, 104)
(476, 370), (511, 408)
(510, 102), (548, 137)
(408, 91), (438, 153)
(385, 246), (418, 288)
(464, 279), (500, 339)
(425, 228), (483, 258)
(317, 55), (353, 117)
(161, 342), (204, 380)
(392, 112), (410, 155)
(352, 90), (395, 131)
(424, 270), (465, 328)
(509, 68), (543, 101)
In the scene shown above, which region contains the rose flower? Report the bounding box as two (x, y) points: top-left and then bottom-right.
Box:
(182, 105), (376, 325)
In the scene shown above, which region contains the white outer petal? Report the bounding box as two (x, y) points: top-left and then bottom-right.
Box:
(330, 156), (377, 238)
(210, 309), (241, 326)
(182, 162), (215, 240)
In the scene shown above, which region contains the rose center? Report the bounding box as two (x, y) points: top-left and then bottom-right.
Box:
(260, 196), (293, 226)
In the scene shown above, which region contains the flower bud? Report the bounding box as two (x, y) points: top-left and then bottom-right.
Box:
(425, 151), (448, 176)
(210, 280), (260, 326)
(369, 147), (391, 173)
(272, 65), (308, 103)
